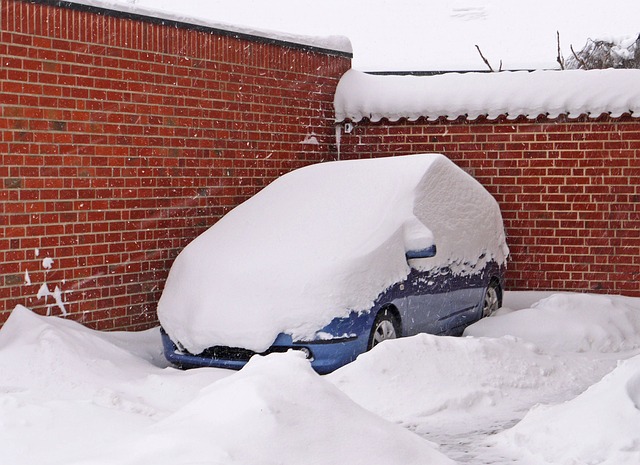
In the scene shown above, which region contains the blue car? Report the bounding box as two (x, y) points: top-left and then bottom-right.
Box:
(158, 154), (508, 374)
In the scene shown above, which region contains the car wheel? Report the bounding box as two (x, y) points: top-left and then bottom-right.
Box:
(367, 309), (400, 350)
(482, 282), (501, 318)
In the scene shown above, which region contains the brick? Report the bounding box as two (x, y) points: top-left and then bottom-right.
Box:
(339, 116), (640, 298)
(0, 0), (351, 329)
(2, 0), (638, 331)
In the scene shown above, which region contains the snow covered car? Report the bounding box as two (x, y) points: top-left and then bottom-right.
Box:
(158, 153), (509, 374)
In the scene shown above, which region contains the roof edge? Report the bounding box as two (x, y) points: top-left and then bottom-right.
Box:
(335, 111), (638, 125)
(37, 0), (353, 58)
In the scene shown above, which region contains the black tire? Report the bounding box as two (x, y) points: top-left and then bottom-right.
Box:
(481, 281), (502, 318)
(367, 308), (401, 350)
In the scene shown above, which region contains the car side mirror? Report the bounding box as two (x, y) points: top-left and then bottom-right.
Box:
(405, 244), (437, 260)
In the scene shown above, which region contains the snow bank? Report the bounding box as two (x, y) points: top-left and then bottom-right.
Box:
(2, 293), (640, 464)
(66, 0), (352, 55)
(334, 69), (640, 122)
(0, 305), (156, 399)
(328, 332), (610, 427)
(465, 293), (640, 353)
(328, 292), (640, 461)
(493, 354), (640, 465)
(0, 306), (229, 465)
(0, 306), (453, 465)
(158, 154), (508, 354)
(80, 351), (454, 465)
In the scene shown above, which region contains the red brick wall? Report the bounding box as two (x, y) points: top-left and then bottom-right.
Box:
(0, 0), (351, 329)
(337, 115), (640, 296)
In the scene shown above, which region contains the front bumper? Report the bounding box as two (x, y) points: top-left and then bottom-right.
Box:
(161, 321), (371, 375)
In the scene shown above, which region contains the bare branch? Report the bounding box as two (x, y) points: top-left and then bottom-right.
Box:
(570, 44), (588, 69)
(556, 31), (565, 70)
(475, 45), (495, 72)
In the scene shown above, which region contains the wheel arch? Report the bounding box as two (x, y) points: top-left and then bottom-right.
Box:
(377, 303), (402, 337)
(488, 276), (504, 307)
(366, 304), (403, 351)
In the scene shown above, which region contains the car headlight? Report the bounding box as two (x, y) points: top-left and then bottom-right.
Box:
(296, 347), (314, 361)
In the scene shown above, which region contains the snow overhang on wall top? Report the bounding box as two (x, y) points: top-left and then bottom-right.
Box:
(334, 68), (640, 122)
(62, 0), (353, 57)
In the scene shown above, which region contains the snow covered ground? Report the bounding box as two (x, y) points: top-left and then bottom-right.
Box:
(1, 291), (640, 464)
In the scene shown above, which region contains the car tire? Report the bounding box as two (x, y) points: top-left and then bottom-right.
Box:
(482, 282), (502, 318)
(367, 308), (400, 350)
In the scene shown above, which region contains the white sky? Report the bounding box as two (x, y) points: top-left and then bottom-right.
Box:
(113, 0), (640, 71)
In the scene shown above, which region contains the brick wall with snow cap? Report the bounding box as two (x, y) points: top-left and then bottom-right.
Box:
(0, 0), (351, 329)
(3, 0), (639, 332)
(334, 70), (640, 296)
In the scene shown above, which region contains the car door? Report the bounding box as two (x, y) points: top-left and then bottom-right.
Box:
(436, 269), (486, 334)
(397, 260), (454, 336)
(399, 260), (484, 336)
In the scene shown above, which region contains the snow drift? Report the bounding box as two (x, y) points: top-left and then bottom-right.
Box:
(328, 332), (613, 428)
(78, 351), (454, 465)
(0, 306), (228, 465)
(158, 154), (508, 354)
(465, 293), (640, 353)
(2, 291), (640, 465)
(0, 306), (454, 465)
(493, 354), (640, 465)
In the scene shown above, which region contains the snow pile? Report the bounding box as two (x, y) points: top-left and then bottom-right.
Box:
(158, 154), (507, 354)
(329, 292), (640, 461)
(0, 305), (155, 398)
(2, 292), (640, 464)
(327, 291), (640, 461)
(328, 334), (580, 423)
(334, 68), (640, 122)
(461, 292), (640, 463)
(0, 306), (228, 465)
(493, 354), (640, 465)
(328, 332), (611, 428)
(465, 293), (640, 353)
(80, 351), (454, 465)
(0, 306), (452, 465)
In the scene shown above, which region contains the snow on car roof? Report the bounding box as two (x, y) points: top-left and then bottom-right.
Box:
(334, 69), (640, 122)
(158, 154), (508, 354)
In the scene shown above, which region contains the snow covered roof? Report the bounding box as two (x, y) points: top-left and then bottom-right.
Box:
(334, 69), (640, 122)
(65, 0), (352, 56)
